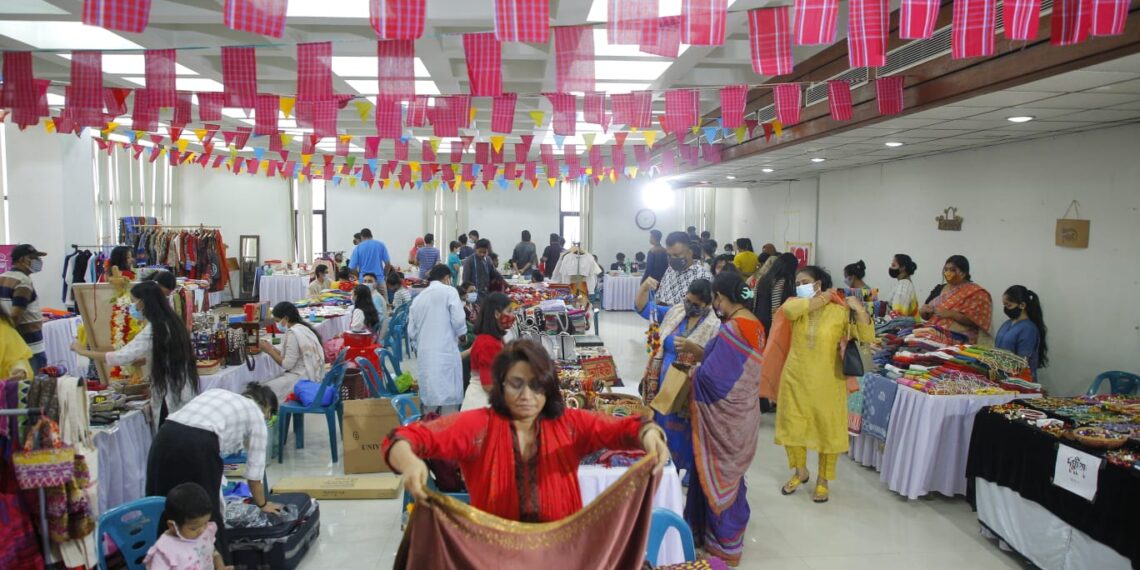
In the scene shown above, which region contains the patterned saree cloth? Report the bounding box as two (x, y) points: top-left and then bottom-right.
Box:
(925, 282), (992, 344)
(395, 454), (661, 570)
(687, 318), (764, 565)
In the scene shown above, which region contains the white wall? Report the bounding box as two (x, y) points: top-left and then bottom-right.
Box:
(713, 180), (819, 254)
(173, 166), (293, 262)
(466, 184), (561, 263)
(326, 184), (427, 269)
(591, 178), (686, 267)
(812, 123), (1140, 396)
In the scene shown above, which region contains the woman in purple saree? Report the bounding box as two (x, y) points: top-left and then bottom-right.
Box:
(680, 272), (764, 566)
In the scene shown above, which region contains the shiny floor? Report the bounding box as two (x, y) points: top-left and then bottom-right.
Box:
(278, 311), (1027, 570)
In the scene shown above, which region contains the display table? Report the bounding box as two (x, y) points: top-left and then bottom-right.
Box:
(259, 274), (309, 308)
(43, 316), (82, 374)
(313, 312), (349, 342)
(93, 409), (152, 513)
(199, 353), (285, 393)
(967, 409), (1137, 569)
(878, 385), (1033, 499)
(578, 463), (684, 565)
(601, 275), (640, 311)
(848, 433), (885, 471)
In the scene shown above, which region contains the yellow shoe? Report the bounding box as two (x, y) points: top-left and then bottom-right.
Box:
(781, 472), (810, 495)
(812, 482), (830, 503)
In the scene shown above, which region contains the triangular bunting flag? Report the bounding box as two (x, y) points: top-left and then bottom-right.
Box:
(583, 133), (596, 150)
(529, 110), (545, 128)
(354, 100), (373, 123)
(280, 96), (296, 118)
(644, 131), (658, 148)
(490, 135), (505, 153)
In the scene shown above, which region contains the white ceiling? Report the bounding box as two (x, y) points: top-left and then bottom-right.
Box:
(674, 53), (1140, 185)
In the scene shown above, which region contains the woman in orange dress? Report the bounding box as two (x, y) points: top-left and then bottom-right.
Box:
(919, 255), (993, 344)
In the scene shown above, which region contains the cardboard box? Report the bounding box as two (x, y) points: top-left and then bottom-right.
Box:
(342, 398), (401, 474)
(272, 476), (400, 500)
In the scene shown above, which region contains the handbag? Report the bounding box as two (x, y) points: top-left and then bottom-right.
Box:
(644, 291), (661, 355)
(841, 310), (865, 378)
(12, 417), (76, 490)
(650, 363), (692, 416)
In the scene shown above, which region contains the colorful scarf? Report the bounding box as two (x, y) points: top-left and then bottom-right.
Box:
(927, 281), (992, 343)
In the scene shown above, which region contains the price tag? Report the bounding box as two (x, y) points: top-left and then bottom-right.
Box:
(1052, 444), (1101, 501)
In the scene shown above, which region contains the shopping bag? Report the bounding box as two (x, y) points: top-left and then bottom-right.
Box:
(12, 417), (75, 490)
(343, 398), (401, 474)
(650, 363), (692, 415)
(1055, 201), (1090, 248)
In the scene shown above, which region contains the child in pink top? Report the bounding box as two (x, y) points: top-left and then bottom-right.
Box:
(145, 482), (231, 570)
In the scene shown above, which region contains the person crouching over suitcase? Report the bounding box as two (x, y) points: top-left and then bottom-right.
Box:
(145, 482), (232, 569)
(146, 385), (283, 564)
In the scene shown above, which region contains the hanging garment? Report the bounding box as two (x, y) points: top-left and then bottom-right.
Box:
(394, 454), (660, 570)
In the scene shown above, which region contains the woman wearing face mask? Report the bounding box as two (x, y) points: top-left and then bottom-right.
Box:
(349, 284), (382, 335)
(767, 266), (874, 503)
(460, 293), (515, 411)
(919, 255), (992, 344)
(995, 285), (1048, 380)
(258, 302), (325, 402)
(673, 271), (762, 566)
(637, 279), (719, 479)
(361, 272), (390, 335)
(72, 281), (199, 427)
(842, 260), (876, 316)
(886, 254), (919, 317)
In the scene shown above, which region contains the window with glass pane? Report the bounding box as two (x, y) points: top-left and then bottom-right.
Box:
(562, 215), (581, 245)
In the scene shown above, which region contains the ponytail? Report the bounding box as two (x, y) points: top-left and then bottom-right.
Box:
(1005, 285), (1048, 368)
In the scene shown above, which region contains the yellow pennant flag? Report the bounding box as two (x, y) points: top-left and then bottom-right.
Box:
(609, 169), (617, 183)
(193, 128), (208, 142)
(529, 110), (546, 129)
(349, 177), (358, 187)
(299, 173), (307, 183)
(409, 161), (420, 173)
(490, 135), (505, 153)
(582, 133), (596, 150)
(465, 181), (474, 191)
(339, 134), (353, 144)
(690, 125), (701, 135)
(354, 100), (373, 123)
(158, 147), (166, 157)
(280, 97), (296, 118)
(469, 106), (478, 127)
(280, 134), (294, 147)
(547, 177), (558, 188)
(134, 130), (146, 141)
(628, 166), (639, 179)
(515, 179), (524, 190)
(176, 139), (189, 152)
(585, 167), (593, 176)
(644, 131), (658, 148)
(772, 119), (783, 138)
(430, 137), (442, 154)
(44, 120), (56, 134)
(301, 153), (313, 167)
(734, 126), (747, 141)
(630, 126), (639, 133)
(229, 145), (237, 160)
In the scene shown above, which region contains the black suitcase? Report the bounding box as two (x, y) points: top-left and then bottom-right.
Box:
(228, 493), (321, 570)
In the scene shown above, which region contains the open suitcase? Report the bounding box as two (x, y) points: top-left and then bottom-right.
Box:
(228, 493), (321, 570)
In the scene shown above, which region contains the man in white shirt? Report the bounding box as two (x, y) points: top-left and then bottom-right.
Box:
(408, 264), (467, 414)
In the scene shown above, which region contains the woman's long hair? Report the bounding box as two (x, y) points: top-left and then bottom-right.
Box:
(109, 246), (133, 272)
(130, 281), (198, 405)
(352, 284), (380, 331)
(271, 302), (321, 340)
(1004, 285), (1049, 368)
(474, 292), (512, 339)
(753, 252), (799, 331)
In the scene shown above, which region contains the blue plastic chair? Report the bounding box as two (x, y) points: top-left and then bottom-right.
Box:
(645, 508), (696, 566)
(277, 362), (348, 463)
(391, 394), (422, 426)
(329, 347), (348, 368)
(1086, 371), (1140, 396)
(378, 347), (406, 392)
(355, 356), (397, 398)
(383, 306), (409, 361)
(97, 496), (166, 570)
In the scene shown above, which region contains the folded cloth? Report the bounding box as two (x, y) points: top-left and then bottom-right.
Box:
(861, 374), (898, 441)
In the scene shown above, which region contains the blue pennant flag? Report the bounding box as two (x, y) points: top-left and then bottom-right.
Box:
(472, 164), (483, 178)
(253, 147), (265, 161)
(553, 134), (566, 149)
(703, 127), (719, 143)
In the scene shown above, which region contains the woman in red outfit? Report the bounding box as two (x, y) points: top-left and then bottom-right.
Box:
(384, 340), (670, 522)
(460, 292), (513, 411)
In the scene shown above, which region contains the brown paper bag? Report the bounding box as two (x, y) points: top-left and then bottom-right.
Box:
(1055, 201), (1090, 248)
(650, 364), (692, 415)
(342, 398), (401, 474)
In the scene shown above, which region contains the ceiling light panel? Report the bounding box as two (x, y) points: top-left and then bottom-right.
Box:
(595, 60), (673, 82)
(124, 77), (224, 92)
(331, 56), (431, 78)
(59, 54), (199, 76)
(348, 79), (440, 95)
(0, 21), (143, 50)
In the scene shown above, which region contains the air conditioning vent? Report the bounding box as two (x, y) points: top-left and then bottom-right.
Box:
(805, 67), (870, 106)
(752, 105), (776, 122)
(880, 26), (952, 76)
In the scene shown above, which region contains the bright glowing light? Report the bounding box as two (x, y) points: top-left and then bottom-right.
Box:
(761, 168), (774, 173)
(641, 180), (674, 210)
(810, 158), (825, 163)
(884, 141), (904, 147)
(1007, 116), (1035, 123)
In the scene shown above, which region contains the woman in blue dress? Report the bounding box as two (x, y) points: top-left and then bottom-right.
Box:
(995, 285), (1048, 380)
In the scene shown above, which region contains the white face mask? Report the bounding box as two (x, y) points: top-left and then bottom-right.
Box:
(466, 292), (478, 303)
(795, 283), (816, 298)
(29, 258), (43, 273)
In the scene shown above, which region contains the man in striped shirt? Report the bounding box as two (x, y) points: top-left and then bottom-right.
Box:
(415, 233), (442, 280)
(0, 244), (48, 372)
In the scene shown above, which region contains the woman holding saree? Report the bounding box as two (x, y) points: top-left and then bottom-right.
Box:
(383, 340), (669, 523)
(636, 278), (719, 477)
(919, 255), (993, 344)
(680, 271), (764, 566)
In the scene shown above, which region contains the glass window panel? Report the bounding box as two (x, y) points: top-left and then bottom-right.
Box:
(312, 213), (325, 255)
(561, 214), (581, 245)
(312, 179), (326, 210)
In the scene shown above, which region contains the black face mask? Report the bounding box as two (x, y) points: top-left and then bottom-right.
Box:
(1003, 306), (1021, 319)
(668, 257), (689, 272)
(888, 268), (901, 278)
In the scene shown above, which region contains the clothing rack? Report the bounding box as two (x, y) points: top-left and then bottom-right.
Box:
(134, 224), (220, 229)
(70, 244), (120, 249)
(0, 407), (50, 564)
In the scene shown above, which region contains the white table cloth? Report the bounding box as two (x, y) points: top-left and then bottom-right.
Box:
(93, 410), (152, 513)
(578, 463), (684, 565)
(43, 316), (82, 374)
(847, 433), (885, 471)
(313, 312), (349, 342)
(198, 352), (285, 393)
(259, 274), (310, 308)
(879, 386), (1036, 499)
(601, 275), (640, 311)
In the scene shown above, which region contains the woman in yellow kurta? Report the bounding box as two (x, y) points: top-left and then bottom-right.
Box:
(771, 266), (874, 503)
(0, 305), (33, 379)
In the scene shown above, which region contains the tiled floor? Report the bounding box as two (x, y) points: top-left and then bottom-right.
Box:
(280, 311), (1027, 570)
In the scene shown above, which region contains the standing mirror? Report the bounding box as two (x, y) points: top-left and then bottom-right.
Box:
(239, 235), (260, 300)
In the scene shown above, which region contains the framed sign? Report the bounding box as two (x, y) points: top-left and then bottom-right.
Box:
(785, 242), (813, 269)
(0, 245), (15, 274)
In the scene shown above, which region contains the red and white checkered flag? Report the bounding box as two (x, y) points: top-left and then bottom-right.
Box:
(172, 91), (192, 127)
(224, 0), (286, 38)
(952, 0), (997, 58)
(307, 100), (338, 139)
(408, 95), (429, 127)
(222, 46), (258, 109)
(1003, 0), (1041, 40)
(375, 96), (403, 139)
(422, 140), (436, 162)
(664, 89), (700, 134)
(463, 33), (503, 97)
(682, 0), (728, 46)
(720, 85), (747, 129)
(1052, 0), (1091, 45)
(371, 0), (426, 40)
(773, 84), (802, 126)
(640, 16), (682, 58)
(492, 93), (517, 134)
(144, 49), (176, 107)
(297, 42), (333, 102)
(584, 92), (606, 125)
(748, 7), (794, 76)
(793, 0), (839, 45)
(68, 51), (104, 127)
(255, 94), (279, 135)
(1092, 0), (1127, 35)
(555, 26), (595, 93)
(378, 40), (415, 101)
(495, 0), (550, 43)
(131, 89), (157, 132)
(875, 76), (905, 115)
(900, 0), (941, 39)
(609, 0), (658, 45)
(849, 0), (888, 68)
(197, 93), (224, 121)
(83, 0), (151, 33)
(544, 93), (578, 136)
(1, 52), (37, 113)
(827, 80), (854, 121)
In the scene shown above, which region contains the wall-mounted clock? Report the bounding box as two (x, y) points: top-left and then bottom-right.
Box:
(635, 208), (656, 230)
